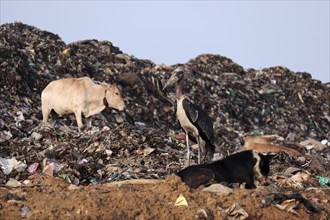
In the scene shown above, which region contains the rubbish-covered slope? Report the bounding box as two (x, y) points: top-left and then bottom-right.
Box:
(1, 21), (330, 219)
(0, 22), (329, 183)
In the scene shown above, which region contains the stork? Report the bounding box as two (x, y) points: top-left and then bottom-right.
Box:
(163, 67), (215, 166)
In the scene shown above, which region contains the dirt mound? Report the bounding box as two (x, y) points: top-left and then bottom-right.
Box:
(1, 175), (329, 219)
(0, 22), (329, 219)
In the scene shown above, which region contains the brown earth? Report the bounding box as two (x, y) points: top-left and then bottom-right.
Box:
(1, 174), (329, 219)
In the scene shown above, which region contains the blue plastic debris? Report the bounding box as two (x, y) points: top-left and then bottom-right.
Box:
(19, 206), (31, 217)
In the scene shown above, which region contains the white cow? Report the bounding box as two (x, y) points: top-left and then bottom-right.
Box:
(41, 76), (125, 131)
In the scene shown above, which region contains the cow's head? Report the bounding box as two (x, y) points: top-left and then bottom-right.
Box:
(101, 82), (125, 111)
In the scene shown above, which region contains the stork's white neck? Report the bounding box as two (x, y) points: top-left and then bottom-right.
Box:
(176, 79), (183, 98)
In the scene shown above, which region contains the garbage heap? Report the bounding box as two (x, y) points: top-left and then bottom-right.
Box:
(0, 22), (329, 185)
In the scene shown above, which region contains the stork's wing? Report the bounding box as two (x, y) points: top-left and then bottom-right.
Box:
(182, 98), (215, 145)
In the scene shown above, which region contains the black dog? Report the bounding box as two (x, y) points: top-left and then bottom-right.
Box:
(177, 150), (273, 189)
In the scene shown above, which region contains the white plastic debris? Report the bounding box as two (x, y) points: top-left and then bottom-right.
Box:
(15, 111), (25, 122)
(1, 130), (13, 141)
(0, 157), (27, 174)
(299, 139), (326, 151)
(68, 184), (81, 190)
(77, 158), (89, 165)
(135, 121), (146, 127)
(105, 149), (113, 157)
(321, 139), (329, 147)
(102, 126), (110, 131)
(22, 180), (32, 186)
(6, 178), (22, 187)
(202, 184), (233, 195)
(31, 131), (43, 140)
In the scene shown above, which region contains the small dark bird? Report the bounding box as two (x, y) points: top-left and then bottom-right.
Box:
(177, 150), (274, 189)
(162, 67), (215, 166)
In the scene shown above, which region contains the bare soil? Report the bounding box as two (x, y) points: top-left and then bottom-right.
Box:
(1, 174), (329, 220)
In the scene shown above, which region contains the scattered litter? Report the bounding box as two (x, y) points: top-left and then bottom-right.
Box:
(77, 158), (89, 165)
(105, 149), (113, 157)
(19, 206), (31, 217)
(5, 178), (22, 187)
(42, 158), (64, 176)
(3, 193), (27, 203)
(299, 139), (326, 151)
(316, 176), (330, 186)
(274, 199), (301, 216)
(22, 179), (32, 185)
(218, 203), (249, 220)
(27, 162), (39, 174)
(175, 194), (188, 207)
(0, 22), (329, 187)
(260, 192), (320, 213)
(144, 147), (156, 155)
(271, 168), (311, 189)
(31, 131), (43, 140)
(321, 139), (329, 147)
(196, 208), (209, 219)
(202, 184), (233, 195)
(0, 130), (13, 141)
(84, 142), (106, 153)
(0, 157), (27, 175)
(59, 173), (72, 184)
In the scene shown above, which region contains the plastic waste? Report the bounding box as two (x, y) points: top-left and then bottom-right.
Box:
(27, 162), (39, 174)
(19, 206), (31, 217)
(0, 157), (27, 174)
(59, 173), (72, 184)
(6, 178), (22, 187)
(174, 194), (188, 206)
(316, 176), (330, 186)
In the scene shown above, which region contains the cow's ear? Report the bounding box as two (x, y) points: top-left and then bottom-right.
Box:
(100, 82), (110, 88)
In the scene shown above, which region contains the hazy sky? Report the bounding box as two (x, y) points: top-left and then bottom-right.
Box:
(1, 1), (329, 82)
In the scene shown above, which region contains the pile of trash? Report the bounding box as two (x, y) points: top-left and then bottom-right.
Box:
(0, 22), (329, 189)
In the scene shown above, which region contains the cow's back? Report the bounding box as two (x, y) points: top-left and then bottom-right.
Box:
(41, 77), (93, 115)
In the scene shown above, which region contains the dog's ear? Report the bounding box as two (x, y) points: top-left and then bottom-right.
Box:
(265, 152), (277, 161)
(258, 152), (276, 162)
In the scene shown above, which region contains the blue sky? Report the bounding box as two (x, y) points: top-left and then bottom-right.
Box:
(1, 1), (329, 82)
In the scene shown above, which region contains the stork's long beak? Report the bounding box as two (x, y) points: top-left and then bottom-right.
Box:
(162, 73), (180, 91)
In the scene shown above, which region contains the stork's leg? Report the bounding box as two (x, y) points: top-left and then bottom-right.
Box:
(197, 137), (201, 164)
(185, 133), (190, 167)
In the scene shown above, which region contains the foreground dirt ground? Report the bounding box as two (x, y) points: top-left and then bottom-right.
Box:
(1, 174), (329, 220)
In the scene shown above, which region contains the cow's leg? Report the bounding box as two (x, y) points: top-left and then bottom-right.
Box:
(49, 111), (58, 126)
(42, 107), (51, 123)
(86, 117), (92, 128)
(74, 110), (84, 132)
